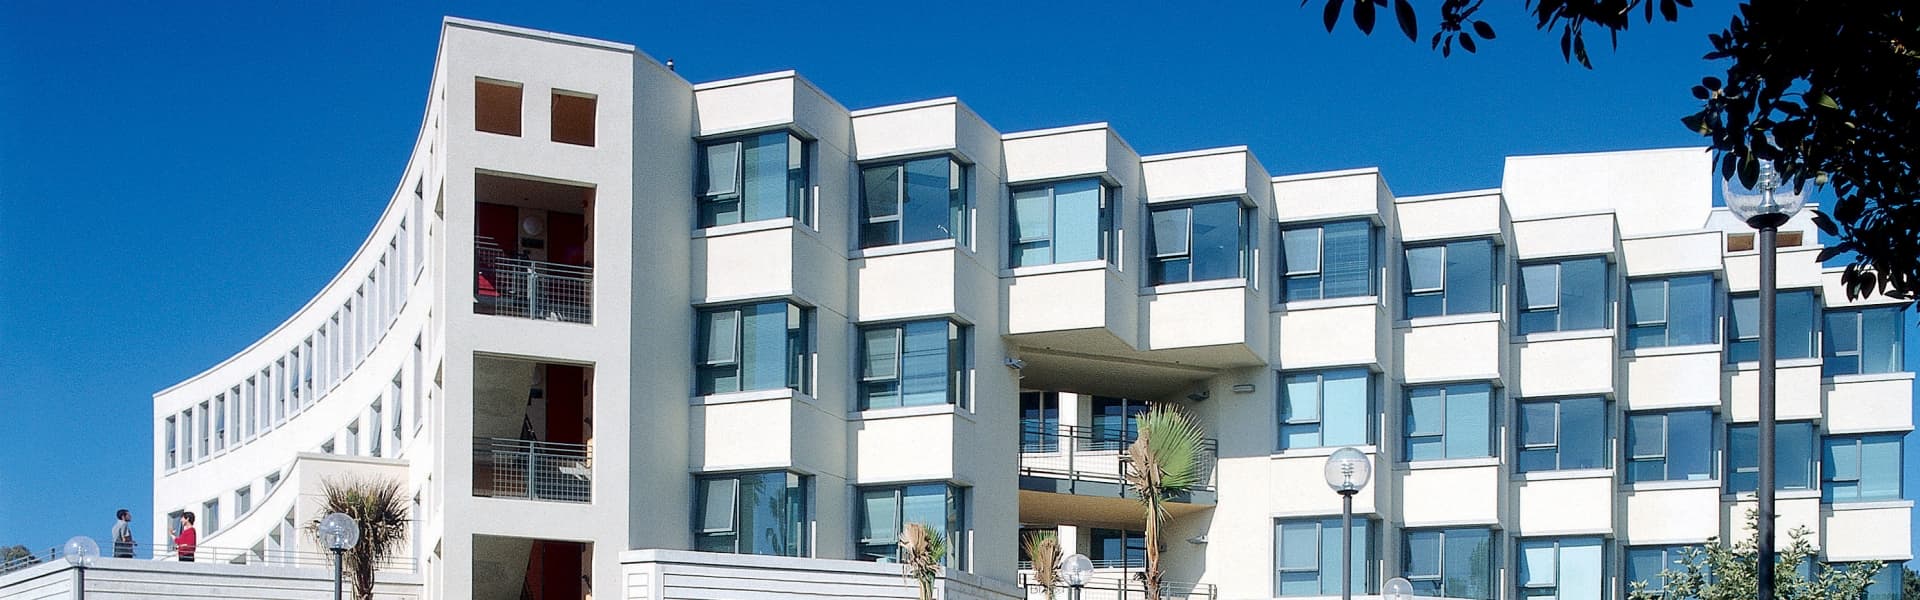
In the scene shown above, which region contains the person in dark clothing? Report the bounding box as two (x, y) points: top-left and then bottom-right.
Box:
(111, 509), (135, 558)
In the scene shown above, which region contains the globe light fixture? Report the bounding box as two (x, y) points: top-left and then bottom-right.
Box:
(1383, 577), (1415, 600)
(62, 536), (98, 568)
(1323, 447), (1373, 600)
(1060, 553), (1093, 600)
(1723, 157), (1804, 600)
(317, 512), (359, 600)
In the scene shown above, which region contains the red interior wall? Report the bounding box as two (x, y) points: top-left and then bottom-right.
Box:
(545, 365), (585, 445)
(547, 212), (586, 266)
(536, 541), (583, 599)
(475, 202), (519, 254)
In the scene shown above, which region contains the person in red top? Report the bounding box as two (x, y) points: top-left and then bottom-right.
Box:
(170, 512), (197, 562)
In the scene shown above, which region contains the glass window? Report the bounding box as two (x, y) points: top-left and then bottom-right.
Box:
(698, 132), (811, 228)
(1281, 220), (1375, 301)
(1728, 421), (1817, 493)
(1149, 199), (1249, 285)
(1403, 383), (1493, 461)
(1626, 275), (1716, 349)
(859, 156), (968, 249)
(1847, 561), (1903, 600)
(165, 416), (177, 469)
(694, 471), (810, 557)
(696, 301), (813, 395)
(1403, 239), (1496, 318)
(1088, 528), (1145, 568)
(1822, 434), (1903, 502)
(1517, 537), (1604, 600)
(1516, 397), (1607, 472)
(1008, 179), (1116, 267)
(1274, 517), (1376, 596)
(1020, 392), (1059, 452)
(859, 320), (969, 410)
(1626, 545), (1700, 596)
(855, 483), (966, 568)
(1625, 410), (1714, 483)
(1728, 290), (1817, 362)
(1090, 396), (1148, 450)
(1403, 528), (1495, 599)
(1823, 307), (1905, 376)
(1279, 368), (1372, 450)
(1517, 258), (1609, 334)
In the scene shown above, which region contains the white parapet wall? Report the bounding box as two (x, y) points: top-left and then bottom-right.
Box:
(0, 558), (422, 600)
(620, 549), (1023, 600)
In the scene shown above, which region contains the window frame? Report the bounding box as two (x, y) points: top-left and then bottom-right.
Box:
(1401, 382), (1496, 461)
(1020, 391), (1060, 453)
(1401, 527), (1497, 599)
(1148, 198), (1252, 286)
(1280, 219), (1377, 302)
(1515, 537), (1606, 599)
(1515, 396), (1609, 473)
(1274, 516), (1377, 596)
(856, 319), (971, 411)
(1625, 409), (1716, 484)
(1007, 178), (1119, 268)
(696, 131), (813, 229)
(1727, 289), (1818, 363)
(1515, 257), (1611, 334)
(1402, 238), (1498, 319)
(1278, 368), (1374, 450)
(855, 482), (968, 569)
(694, 301), (815, 396)
(693, 470), (812, 557)
(858, 155), (971, 249)
(1821, 433), (1904, 503)
(1727, 421), (1818, 493)
(1822, 306), (1906, 377)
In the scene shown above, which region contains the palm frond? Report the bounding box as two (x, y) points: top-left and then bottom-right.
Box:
(307, 476), (410, 600)
(1023, 530), (1061, 599)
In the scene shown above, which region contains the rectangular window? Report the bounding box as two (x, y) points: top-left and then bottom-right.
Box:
(550, 90), (596, 146)
(1625, 410), (1715, 483)
(1625, 545), (1698, 596)
(1008, 178), (1116, 267)
(1279, 368), (1372, 450)
(1281, 219), (1375, 301)
(694, 471), (810, 557)
(1823, 307), (1905, 376)
(1088, 528), (1146, 569)
(1149, 199), (1249, 285)
(856, 483), (966, 568)
(698, 132), (811, 227)
(213, 395), (227, 451)
(391, 377), (405, 447)
(1848, 561), (1903, 600)
(197, 402), (211, 457)
(858, 320), (969, 410)
(859, 156), (969, 249)
(1517, 257), (1609, 334)
(1403, 383), (1494, 461)
(1728, 421), (1817, 493)
(235, 486), (253, 516)
(181, 409), (195, 463)
(1515, 397), (1607, 472)
(202, 500), (220, 535)
(1090, 396), (1149, 449)
(166, 511), (183, 551)
(695, 301), (813, 395)
(370, 400), (384, 457)
(474, 78), (522, 136)
(1516, 537), (1605, 600)
(1274, 517), (1376, 596)
(1822, 434), (1903, 502)
(1020, 392), (1059, 452)
(1626, 274), (1716, 349)
(1403, 239), (1496, 318)
(1403, 528), (1495, 599)
(165, 416), (178, 469)
(1728, 290), (1817, 362)
(344, 423), (359, 457)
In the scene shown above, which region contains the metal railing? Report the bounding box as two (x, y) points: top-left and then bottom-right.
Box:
(2, 542), (412, 573)
(1018, 557), (1142, 570)
(1019, 424), (1218, 492)
(472, 437), (592, 503)
(1017, 571), (1217, 600)
(474, 237), (592, 324)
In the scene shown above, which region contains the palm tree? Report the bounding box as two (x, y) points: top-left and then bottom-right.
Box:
(899, 522), (948, 600)
(1123, 404), (1207, 600)
(1023, 530), (1062, 600)
(307, 476), (409, 600)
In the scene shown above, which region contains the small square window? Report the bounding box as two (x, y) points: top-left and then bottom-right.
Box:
(474, 78), (523, 137)
(550, 91), (596, 146)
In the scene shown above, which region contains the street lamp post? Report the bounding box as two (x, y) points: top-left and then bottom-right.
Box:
(1724, 160), (1806, 600)
(317, 512), (360, 600)
(63, 536), (98, 600)
(1061, 553), (1093, 600)
(1324, 447), (1373, 600)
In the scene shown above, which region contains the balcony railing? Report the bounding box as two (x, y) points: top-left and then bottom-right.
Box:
(472, 437), (591, 503)
(474, 237), (592, 324)
(1019, 424), (1218, 493)
(1017, 571), (1217, 600)
(1, 543), (412, 574)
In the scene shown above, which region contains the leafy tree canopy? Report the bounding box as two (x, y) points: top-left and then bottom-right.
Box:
(1623, 513), (1879, 600)
(1313, 1), (1920, 303)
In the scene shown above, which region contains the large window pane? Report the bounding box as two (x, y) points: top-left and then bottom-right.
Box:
(1404, 245), (1445, 318)
(904, 158), (954, 244)
(1445, 240), (1494, 314)
(1322, 370), (1370, 447)
(1558, 397), (1606, 470)
(1730, 291), (1816, 362)
(860, 320), (966, 410)
(1729, 421), (1816, 493)
(741, 132), (789, 222)
(1861, 308), (1905, 374)
(1321, 221), (1373, 298)
(861, 165), (902, 247)
(900, 320), (951, 407)
(1053, 180), (1103, 263)
(1405, 528), (1494, 599)
(1559, 258), (1609, 331)
(1190, 200), (1246, 282)
(1275, 518), (1373, 596)
(1443, 384), (1492, 459)
(1668, 275), (1715, 345)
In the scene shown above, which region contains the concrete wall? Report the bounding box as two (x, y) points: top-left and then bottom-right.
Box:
(0, 559), (422, 600)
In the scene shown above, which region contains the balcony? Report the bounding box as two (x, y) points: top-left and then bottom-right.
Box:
(1019, 425), (1216, 503)
(472, 437), (591, 503)
(474, 236), (592, 323)
(1016, 572), (1217, 600)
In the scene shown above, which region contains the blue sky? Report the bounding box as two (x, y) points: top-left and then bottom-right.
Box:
(2, 0), (1914, 561)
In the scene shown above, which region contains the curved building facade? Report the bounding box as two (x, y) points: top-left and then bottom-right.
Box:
(149, 17), (1912, 600)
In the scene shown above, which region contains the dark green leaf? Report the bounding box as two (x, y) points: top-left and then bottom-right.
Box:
(1660, 0), (1679, 22)
(1681, 114), (1709, 135)
(1354, 0), (1376, 34)
(1811, 211), (1839, 236)
(1324, 0), (1344, 32)
(1472, 21), (1496, 40)
(1811, 92), (1838, 109)
(1817, 241), (1855, 262)
(1703, 76), (1722, 89)
(1738, 154), (1760, 189)
(1692, 86), (1710, 100)
(1459, 33), (1477, 53)
(1394, 0), (1417, 41)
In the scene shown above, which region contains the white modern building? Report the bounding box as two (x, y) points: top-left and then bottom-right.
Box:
(139, 17), (1911, 600)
